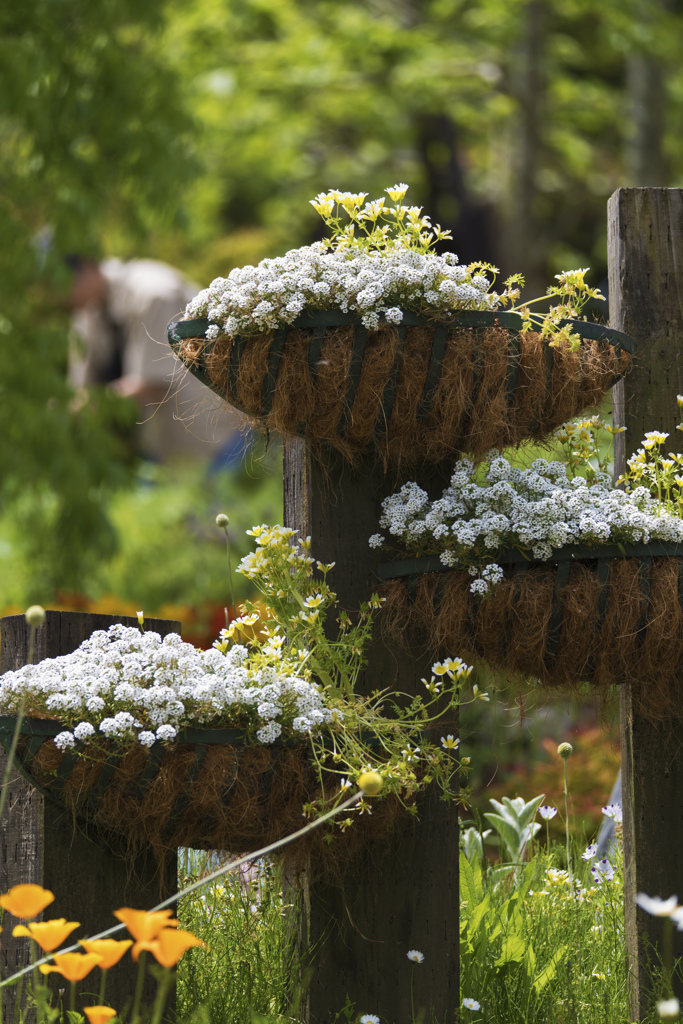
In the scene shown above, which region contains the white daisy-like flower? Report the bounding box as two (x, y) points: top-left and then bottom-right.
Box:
(407, 950), (424, 963)
(635, 893), (679, 917)
(462, 998), (481, 1011)
(360, 1016), (380, 1024)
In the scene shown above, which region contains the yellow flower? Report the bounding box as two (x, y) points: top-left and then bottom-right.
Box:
(40, 952), (103, 982)
(132, 928), (205, 968)
(113, 908), (178, 942)
(431, 662), (449, 676)
(13, 919), (80, 952)
(80, 938), (133, 969)
(84, 1007), (118, 1024)
(0, 884), (55, 919)
(441, 735), (459, 750)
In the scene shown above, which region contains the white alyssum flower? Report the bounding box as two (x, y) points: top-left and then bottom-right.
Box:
(185, 244), (500, 335)
(0, 623), (333, 749)
(370, 453), (683, 595)
(54, 731), (76, 751)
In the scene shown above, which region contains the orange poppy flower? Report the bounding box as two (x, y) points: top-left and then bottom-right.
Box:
(84, 1007), (118, 1024)
(79, 938), (133, 969)
(39, 952), (103, 983)
(12, 919), (80, 952)
(132, 928), (204, 968)
(112, 908), (178, 943)
(0, 884), (54, 919)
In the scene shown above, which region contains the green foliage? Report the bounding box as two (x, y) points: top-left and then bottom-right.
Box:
(161, 0), (683, 285)
(177, 852), (304, 1024)
(0, 447), (284, 610)
(459, 834), (630, 1023)
(0, 0), (194, 596)
(484, 794), (544, 864)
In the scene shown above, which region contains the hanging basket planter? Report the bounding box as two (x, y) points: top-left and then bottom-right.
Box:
(168, 310), (633, 467)
(378, 542), (683, 723)
(0, 719), (403, 864)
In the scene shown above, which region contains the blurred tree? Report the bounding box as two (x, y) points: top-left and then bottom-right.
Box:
(162, 0), (683, 290)
(0, 0), (194, 598)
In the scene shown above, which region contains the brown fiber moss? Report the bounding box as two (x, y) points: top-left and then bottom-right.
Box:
(23, 734), (406, 876)
(178, 322), (629, 467)
(381, 556), (683, 723)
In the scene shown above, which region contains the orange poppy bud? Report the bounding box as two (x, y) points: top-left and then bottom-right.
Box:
(12, 919), (80, 952)
(0, 884), (54, 919)
(132, 928), (204, 969)
(112, 908), (178, 943)
(84, 1007), (118, 1024)
(79, 938), (133, 969)
(39, 952), (103, 983)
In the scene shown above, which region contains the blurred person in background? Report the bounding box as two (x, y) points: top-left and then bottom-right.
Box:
(67, 256), (246, 465)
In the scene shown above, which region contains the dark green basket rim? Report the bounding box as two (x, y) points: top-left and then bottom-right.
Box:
(168, 309), (634, 357)
(376, 541), (683, 580)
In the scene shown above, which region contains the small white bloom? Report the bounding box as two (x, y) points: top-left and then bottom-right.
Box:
(462, 998), (481, 1011)
(635, 894), (679, 917)
(138, 731), (156, 748)
(155, 724), (177, 742)
(360, 1016), (380, 1024)
(657, 997), (680, 1020)
(54, 731), (76, 751)
(582, 843), (598, 861)
(407, 950), (424, 963)
(602, 802), (623, 823)
(73, 721), (95, 742)
(538, 805), (557, 820)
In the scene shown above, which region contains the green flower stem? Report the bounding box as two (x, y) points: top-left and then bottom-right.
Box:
(98, 967), (108, 1005)
(149, 968), (174, 1024)
(69, 981), (76, 1015)
(564, 758), (572, 885)
(218, 519), (236, 624)
(410, 963), (416, 1024)
(131, 950), (147, 1024)
(664, 916), (674, 998)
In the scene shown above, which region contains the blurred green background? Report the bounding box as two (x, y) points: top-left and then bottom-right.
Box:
(3, 0), (672, 817)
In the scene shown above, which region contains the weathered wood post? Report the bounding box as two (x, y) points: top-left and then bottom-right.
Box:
(284, 443), (460, 1023)
(0, 610), (180, 1017)
(608, 187), (683, 1020)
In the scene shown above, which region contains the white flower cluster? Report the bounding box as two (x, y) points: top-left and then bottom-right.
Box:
(0, 624), (336, 749)
(185, 243), (499, 335)
(372, 454), (683, 595)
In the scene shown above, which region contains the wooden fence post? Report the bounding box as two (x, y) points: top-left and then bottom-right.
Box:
(0, 611), (180, 1018)
(608, 187), (683, 1020)
(284, 441), (460, 1024)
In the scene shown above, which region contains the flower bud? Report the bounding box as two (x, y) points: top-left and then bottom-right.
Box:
(557, 742), (573, 760)
(357, 771), (383, 797)
(24, 605), (46, 628)
(215, 514), (229, 529)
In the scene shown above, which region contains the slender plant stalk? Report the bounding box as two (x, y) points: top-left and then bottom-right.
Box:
(98, 968), (107, 1005)
(0, 617), (39, 823)
(131, 950), (147, 1024)
(69, 982), (76, 1015)
(149, 968), (174, 1024)
(564, 757), (572, 885)
(216, 515), (236, 622)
